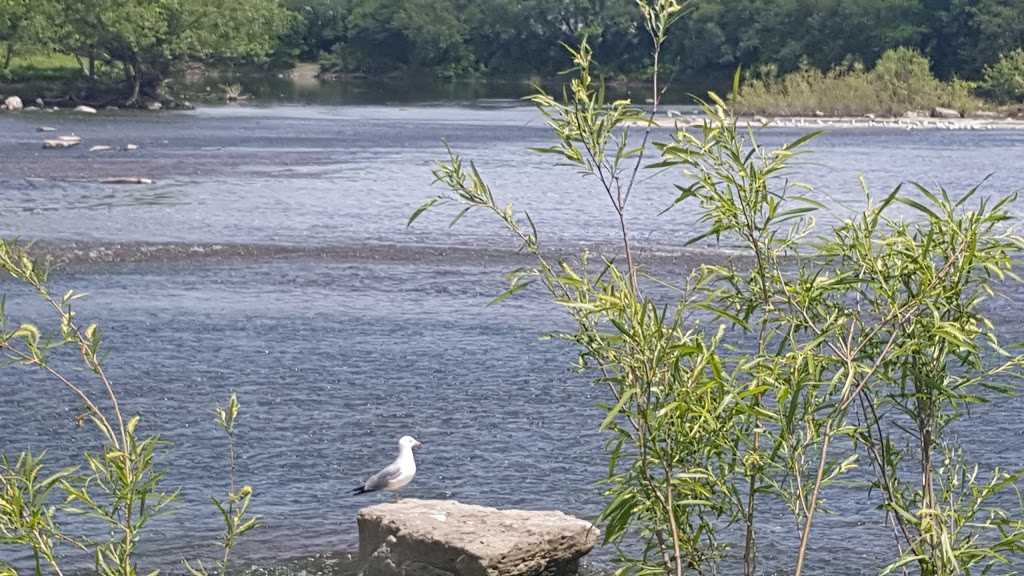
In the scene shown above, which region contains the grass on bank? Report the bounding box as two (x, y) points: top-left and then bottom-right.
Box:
(1, 52), (129, 89)
(1, 52), (82, 82)
(736, 47), (984, 117)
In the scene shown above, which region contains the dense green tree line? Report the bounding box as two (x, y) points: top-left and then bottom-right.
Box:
(278, 0), (1024, 82)
(2, 0), (1023, 101)
(0, 0), (294, 102)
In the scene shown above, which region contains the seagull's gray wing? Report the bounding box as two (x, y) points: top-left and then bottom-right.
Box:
(363, 460), (403, 492)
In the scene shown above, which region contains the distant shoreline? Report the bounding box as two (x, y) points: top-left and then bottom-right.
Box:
(652, 112), (1024, 131)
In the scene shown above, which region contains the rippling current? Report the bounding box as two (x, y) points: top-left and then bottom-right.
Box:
(2, 104), (1024, 575)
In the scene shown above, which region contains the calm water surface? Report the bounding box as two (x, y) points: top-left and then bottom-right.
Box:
(1, 103), (1024, 574)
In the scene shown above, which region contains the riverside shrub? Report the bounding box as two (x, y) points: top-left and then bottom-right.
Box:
(0, 240), (260, 576)
(738, 48), (980, 116)
(983, 49), (1024, 104)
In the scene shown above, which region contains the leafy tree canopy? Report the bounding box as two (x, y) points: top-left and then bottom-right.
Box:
(295, 0), (1024, 83)
(0, 0), (58, 68)
(5, 0), (294, 103)
(6, 0), (1024, 100)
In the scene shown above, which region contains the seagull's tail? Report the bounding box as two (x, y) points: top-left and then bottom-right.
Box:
(351, 485), (369, 495)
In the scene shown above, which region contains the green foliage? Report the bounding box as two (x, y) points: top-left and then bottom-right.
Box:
(0, 240), (260, 576)
(926, 0), (1024, 81)
(654, 97), (850, 576)
(738, 48), (981, 116)
(2, 0), (293, 102)
(412, 3), (1024, 575)
(0, 450), (75, 576)
(586, 274), (744, 575)
(871, 47), (945, 107)
(3, 0), (1022, 105)
(279, 0), (347, 62)
(0, 52), (83, 83)
(336, 0), (473, 77)
(667, 0), (926, 78)
(830, 181), (1024, 575)
(0, 0), (58, 65)
(287, 0), (1005, 84)
(185, 394), (261, 576)
(4, 0), (1024, 102)
(0, 239), (179, 576)
(983, 49), (1024, 104)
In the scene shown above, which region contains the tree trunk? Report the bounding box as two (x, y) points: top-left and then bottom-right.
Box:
(74, 54), (90, 77)
(128, 62), (142, 105)
(88, 50), (96, 96)
(3, 44), (13, 70)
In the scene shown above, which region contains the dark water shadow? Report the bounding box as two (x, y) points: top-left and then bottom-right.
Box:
(169, 73), (726, 107)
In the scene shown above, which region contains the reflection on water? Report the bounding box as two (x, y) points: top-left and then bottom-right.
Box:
(169, 71), (724, 107)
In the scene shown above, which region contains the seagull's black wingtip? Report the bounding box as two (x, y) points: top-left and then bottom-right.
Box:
(351, 486), (369, 495)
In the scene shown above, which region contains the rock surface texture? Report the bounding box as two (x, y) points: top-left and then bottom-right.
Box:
(932, 106), (961, 118)
(358, 499), (599, 576)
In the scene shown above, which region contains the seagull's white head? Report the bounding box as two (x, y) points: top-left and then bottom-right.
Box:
(399, 435), (422, 449)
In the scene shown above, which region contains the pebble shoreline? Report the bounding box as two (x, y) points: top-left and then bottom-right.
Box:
(655, 113), (1024, 131)
(4, 95), (1022, 131)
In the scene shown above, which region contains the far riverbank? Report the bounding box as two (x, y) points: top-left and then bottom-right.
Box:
(655, 111), (1024, 131)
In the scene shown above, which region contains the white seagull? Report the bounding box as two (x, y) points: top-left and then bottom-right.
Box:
(351, 435), (422, 502)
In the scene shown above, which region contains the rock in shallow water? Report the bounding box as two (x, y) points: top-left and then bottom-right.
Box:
(357, 499), (599, 576)
(43, 139), (79, 149)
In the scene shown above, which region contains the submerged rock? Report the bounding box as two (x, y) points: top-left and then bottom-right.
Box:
(43, 139), (79, 149)
(101, 177), (153, 184)
(74, 105), (98, 114)
(932, 106), (961, 118)
(358, 499), (598, 576)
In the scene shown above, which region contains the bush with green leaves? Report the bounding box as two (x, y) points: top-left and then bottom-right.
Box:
(0, 240), (260, 576)
(983, 49), (1024, 104)
(412, 1), (1024, 575)
(739, 47), (980, 116)
(869, 47), (942, 106)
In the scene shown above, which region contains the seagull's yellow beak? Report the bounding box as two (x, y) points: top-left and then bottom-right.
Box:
(414, 440), (423, 447)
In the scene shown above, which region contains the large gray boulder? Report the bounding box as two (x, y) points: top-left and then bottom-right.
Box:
(357, 499), (599, 576)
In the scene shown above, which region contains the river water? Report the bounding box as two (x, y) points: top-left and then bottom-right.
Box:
(2, 101), (1024, 575)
